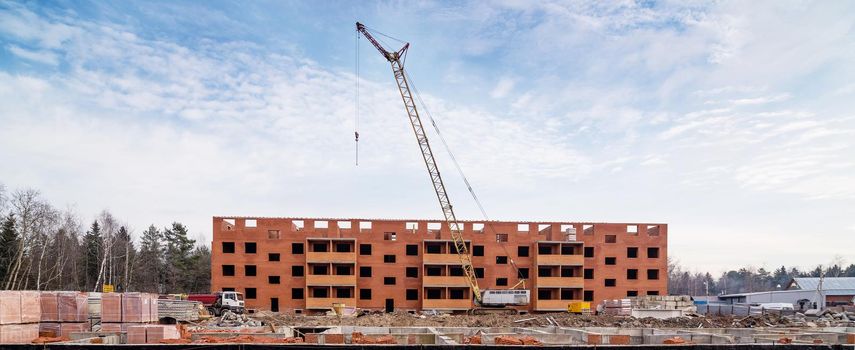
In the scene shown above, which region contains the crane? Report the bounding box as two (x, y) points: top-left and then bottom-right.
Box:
(356, 22), (530, 312)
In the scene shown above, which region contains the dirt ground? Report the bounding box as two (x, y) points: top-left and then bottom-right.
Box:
(250, 311), (811, 329)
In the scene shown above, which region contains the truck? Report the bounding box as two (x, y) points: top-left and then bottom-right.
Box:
(188, 291), (245, 316)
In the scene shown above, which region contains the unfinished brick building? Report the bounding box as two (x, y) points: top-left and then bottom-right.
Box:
(211, 217), (667, 313)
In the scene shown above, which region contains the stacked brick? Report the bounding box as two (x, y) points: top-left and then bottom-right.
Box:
(126, 324), (181, 344)
(39, 291), (90, 338)
(99, 292), (160, 334)
(600, 298), (632, 316)
(0, 291), (41, 344)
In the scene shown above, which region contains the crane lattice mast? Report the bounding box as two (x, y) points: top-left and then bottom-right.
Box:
(356, 22), (483, 304)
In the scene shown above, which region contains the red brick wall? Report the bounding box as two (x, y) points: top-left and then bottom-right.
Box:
(211, 217), (667, 312)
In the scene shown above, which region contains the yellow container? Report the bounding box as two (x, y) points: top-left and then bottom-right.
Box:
(568, 301), (591, 313)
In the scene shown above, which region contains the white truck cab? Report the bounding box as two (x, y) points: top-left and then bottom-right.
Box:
(214, 291), (245, 315)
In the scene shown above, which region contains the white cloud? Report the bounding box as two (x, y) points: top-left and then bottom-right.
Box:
(490, 76), (516, 99)
(729, 94), (790, 106)
(1, 1), (854, 271)
(7, 45), (59, 65)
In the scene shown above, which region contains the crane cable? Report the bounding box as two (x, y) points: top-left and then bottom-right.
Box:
(404, 71), (527, 285)
(359, 24), (528, 285)
(354, 28), (360, 166)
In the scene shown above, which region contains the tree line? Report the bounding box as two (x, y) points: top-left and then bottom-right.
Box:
(668, 257), (855, 296)
(0, 184), (210, 293)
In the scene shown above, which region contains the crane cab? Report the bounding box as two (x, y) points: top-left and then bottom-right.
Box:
(480, 289), (530, 307)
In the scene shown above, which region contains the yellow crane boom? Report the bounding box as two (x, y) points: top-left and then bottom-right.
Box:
(356, 22), (483, 304)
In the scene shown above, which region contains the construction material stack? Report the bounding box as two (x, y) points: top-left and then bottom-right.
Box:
(157, 299), (204, 321)
(39, 291), (89, 338)
(100, 292), (160, 333)
(631, 295), (696, 311)
(0, 291), (40, 343)
(600, 299), (632, 316)
(126, 324), (181, 344)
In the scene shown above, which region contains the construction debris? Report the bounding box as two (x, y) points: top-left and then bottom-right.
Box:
(463, 335), (482, 344)
(662, 336), (689, 344)
(194, 335), (304, 344)
(494, 335), (543, 345)
(351, 332), (397, 344)
(217, 310), (262, 327)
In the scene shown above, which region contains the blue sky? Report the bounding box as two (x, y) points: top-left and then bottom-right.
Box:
(1, 0), (854, 273)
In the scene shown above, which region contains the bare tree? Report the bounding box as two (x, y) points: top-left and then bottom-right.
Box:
(4, 189), (46, 290)
(93, 210), (118, 292)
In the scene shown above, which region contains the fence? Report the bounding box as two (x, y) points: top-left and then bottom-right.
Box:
(697, 304), (797, 317)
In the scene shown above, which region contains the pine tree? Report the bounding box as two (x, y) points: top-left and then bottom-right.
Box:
(134, 225), (163, 293)
(0, 213), (19, 283)
(82, 221), (102, 290)
(188, 245), (211, 293)
(163, 222), (196, 292)
(112, 226), (135, 292)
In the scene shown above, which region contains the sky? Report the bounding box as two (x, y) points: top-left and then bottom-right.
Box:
(1, 0), (854, 274)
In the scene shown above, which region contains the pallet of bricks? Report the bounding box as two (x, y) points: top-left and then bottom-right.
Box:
(601, 298), (632, 316)
(101, 292), (179, 344)
(0, 291), (40, 343)
(39, 291), (90, 340)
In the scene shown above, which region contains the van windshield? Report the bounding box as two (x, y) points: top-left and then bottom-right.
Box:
(236, 293), (244, 301)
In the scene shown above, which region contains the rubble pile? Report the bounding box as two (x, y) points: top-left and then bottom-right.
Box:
(662, 336), (691, 344)
(463, 335), (482, 344)
(351, 332), (397, 344)
(787, 309), (855, 327)
(244, 309), (855, 329)
(194, 335), (304, 344)
(494, 335), (542, 345)
(217, 310), (262, 327)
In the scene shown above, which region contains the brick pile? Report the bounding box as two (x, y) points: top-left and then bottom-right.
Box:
(126, 325), (181, 344)
(601, 299), (632, 316)
(351, 332), (397, 344)
(39, 291), (90, 339)
(100, 292), (160, 333)
(494, 335), (542, 345)
(0, 291), (40, 344)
